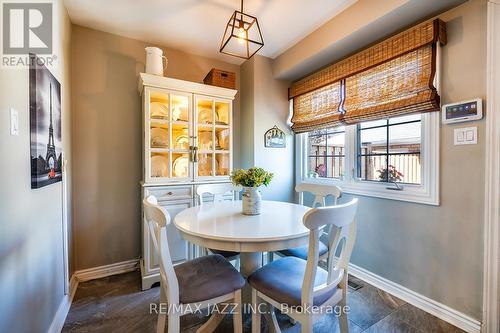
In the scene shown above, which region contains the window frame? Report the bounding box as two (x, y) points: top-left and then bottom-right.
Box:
(295, 111), (440, 205)
(356, 116), (422, 184)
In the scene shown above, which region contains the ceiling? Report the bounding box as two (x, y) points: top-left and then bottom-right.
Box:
(274, 0), (468, 80)
(64, 0), (358, 65)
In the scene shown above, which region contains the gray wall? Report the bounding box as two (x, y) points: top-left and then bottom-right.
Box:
(240, 58), (255, 169)
(240, 56), (294, 202)
(71, 26), (241, 270)
(303, 0), (486, 320)
(0, 3), (72, 332)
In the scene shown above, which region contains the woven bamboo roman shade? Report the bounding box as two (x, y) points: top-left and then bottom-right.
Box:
(290, 19), (446, 133)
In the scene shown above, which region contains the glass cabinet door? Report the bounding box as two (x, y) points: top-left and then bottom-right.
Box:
(195, 96), (232, 179)
(146, 88), (192, 182)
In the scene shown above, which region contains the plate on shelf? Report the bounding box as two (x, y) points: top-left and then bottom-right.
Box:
(198, 108), (212, 124)
(173, 156), (189, 177)
(174, 135), (189, 150)
(151, 155), (169, 177)
(150, 102), (168, 119)
(150, 128), (168, 148)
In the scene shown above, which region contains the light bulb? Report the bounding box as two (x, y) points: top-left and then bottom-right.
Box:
(237, 27), (246, 44)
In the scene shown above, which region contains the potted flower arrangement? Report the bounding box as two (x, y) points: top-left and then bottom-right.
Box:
(377, 165), (404, 182)
(230, 167), (273, 215)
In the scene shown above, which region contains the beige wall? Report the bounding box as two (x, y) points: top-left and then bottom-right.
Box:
(71, 26), (241, 270)
(301, 0), (486, 320)
(0, 2), (72, 332)
(273, 0), (408, 80)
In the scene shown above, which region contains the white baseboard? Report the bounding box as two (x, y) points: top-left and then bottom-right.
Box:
(74, 259), (139, 282)
(348, 263), (482, 333)
(47, 275), (79, 333)
(47, 259), (140, 333)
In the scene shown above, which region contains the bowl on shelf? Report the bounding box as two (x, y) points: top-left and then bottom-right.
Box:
(150, 127), (169, 148)
(198, 108), (213, 124)
(150, 102), (168, 119)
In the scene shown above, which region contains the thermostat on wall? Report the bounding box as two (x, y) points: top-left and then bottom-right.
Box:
(442, 98), (483, 124)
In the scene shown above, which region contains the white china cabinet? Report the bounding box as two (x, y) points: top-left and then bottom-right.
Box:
(138, 73), (237, 289)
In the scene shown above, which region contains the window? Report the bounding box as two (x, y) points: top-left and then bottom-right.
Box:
(296, 111), (439, 205)
(307, 127), (345, 179)
(357, 114), (421, 184)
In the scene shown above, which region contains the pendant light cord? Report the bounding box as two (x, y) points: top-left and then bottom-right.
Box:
(240, 0), (244, 28)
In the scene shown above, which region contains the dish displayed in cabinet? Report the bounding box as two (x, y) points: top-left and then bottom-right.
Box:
(150, 102), (168, 119)
(216, 154), (229, 175)
(150, 127), (169, 148)
(198, 154), (212, 176)
(174, 134), (189, 150)
(151, 155), (169, 177)
(198, 108), (213, 124)
(216, 129), (230, 150)
(199, 131), (218, 150)
(215, 111), (229, 125)
(172, 106), (188, 122)
(173, 156), (189, 177)
(198, 154), (219, 176)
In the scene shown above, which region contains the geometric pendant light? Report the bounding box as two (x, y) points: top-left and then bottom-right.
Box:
(219, 0), (264, 60)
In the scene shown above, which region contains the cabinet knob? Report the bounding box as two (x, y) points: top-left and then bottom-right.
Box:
(167, 191), (173, 195)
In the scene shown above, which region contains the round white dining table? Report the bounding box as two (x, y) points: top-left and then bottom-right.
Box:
(174, 200), (311, 279)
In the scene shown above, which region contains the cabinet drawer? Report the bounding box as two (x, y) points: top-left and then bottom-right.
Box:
(145, 186), (193, 201)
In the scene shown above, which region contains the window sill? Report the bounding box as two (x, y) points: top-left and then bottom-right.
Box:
(299, 178), (439, 206)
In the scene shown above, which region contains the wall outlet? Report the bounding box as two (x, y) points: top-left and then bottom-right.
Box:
(454, 127), (477, 145)
(10, 108), (19, 136)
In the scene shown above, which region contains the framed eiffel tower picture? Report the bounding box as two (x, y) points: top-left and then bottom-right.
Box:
(29, 54), (62, 189)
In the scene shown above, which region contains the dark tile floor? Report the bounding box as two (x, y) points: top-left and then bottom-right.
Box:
(62, 271), (465, 333)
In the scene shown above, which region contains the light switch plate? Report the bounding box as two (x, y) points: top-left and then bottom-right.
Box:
(10, 108), (19, 136)
(454, 126), (477, 145)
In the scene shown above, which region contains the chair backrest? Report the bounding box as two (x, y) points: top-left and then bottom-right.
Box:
(295, 183), (342, 207)
(196, 183), (239, 205)
(301, 198), (358, 307)
(143, 195), (180, 304)
(296, 183), (343, 242)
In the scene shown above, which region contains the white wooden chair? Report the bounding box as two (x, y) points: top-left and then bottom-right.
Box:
(249, 198), (358, 333)
(144, 195), (245, 333)
(196, 183), (240, 264)
(269, 183), (342, 262)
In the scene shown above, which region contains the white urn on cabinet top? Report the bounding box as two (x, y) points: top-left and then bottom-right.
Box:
(145, 47), (168, 76)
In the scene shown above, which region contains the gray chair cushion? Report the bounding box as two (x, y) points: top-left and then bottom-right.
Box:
(175, 254), (245, 304)
(248, 256), (336, 306)
(277, 241), (328, 260)
(209, 249), (240, 258)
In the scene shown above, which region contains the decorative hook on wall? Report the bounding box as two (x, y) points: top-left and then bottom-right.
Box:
(264, 125), (286, 148)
